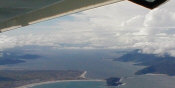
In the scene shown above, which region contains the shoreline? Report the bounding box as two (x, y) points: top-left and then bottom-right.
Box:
(17, 71), (103, 88)
(16, 79), (105, 88)
(145, 73), (168, 76)
(16, 71), (126, 88)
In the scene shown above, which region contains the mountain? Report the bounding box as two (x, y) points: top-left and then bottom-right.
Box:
(114, 50), (175, 76)
(0, 51), (41, 65)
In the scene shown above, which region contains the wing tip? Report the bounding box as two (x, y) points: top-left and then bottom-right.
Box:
(128, 0), (169, 9)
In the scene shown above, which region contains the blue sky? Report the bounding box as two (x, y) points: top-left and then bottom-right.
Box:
(1, 1), (175, 56)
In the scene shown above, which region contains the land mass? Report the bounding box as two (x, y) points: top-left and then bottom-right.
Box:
(0, 70), (84, 88)
(0, 51), (41, 65)
(114, 49), (175, 76)
(106, 77), (123, 86)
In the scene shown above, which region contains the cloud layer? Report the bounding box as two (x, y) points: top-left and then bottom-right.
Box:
(1, 1), (175, 56)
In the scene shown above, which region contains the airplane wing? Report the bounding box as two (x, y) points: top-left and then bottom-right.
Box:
(0, 0), (168, 32)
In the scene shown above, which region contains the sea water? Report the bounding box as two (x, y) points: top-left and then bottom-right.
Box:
(4, 48), (175, 88)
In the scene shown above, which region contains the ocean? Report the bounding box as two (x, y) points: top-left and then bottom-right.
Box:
(3, 47), (175, 88)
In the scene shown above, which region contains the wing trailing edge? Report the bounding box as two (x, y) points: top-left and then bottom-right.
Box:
(0, 0), (123, 32)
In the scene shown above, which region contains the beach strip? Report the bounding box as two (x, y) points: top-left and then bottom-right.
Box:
(16, 79), (104, 88)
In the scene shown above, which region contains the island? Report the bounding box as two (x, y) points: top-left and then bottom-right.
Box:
(0, 70), (85, 88)
(0, 52), (41, 65)
(106, 77), (123, 86)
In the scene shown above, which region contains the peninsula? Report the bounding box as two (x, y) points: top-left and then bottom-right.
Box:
(0, 70), (84, 88)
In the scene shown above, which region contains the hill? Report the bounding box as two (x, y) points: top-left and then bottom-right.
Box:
(114, 50), (175, 76)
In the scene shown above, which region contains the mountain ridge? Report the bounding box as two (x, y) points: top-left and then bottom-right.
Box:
(114, 50), (175, 76)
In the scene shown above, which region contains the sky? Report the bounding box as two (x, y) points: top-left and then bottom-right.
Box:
(1, 0), (175, 56)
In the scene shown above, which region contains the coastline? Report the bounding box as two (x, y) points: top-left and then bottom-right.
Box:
(145, 73), (167, 76)
(16, 71), (104, 88)
(16, 79), (104, 88)
(16, 71), (126, 88)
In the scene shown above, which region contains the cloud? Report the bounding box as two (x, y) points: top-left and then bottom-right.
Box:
(1, 1), (175, 56)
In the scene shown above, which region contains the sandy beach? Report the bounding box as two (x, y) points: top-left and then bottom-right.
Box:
(16, 71), (104, 88)
(145, 73), (167, 76)
(16, 80), (104, 88)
